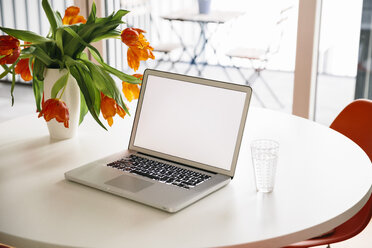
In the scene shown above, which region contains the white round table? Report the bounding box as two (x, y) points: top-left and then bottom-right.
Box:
(0, 107), (371, 248)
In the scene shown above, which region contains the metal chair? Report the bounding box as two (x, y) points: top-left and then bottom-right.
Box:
(150, 14), (182, 72)
(283, 99), (372, 248)
(226, 6), (293, 108)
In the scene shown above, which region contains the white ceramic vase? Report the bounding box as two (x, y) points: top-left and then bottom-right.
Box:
(43, 68), (80, 139)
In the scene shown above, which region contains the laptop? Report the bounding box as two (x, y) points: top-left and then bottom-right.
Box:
(65, 69), (252, 212)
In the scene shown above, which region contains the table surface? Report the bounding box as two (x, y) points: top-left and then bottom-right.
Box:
(0, 107), (371, 248)
(162, 10), (244, 23)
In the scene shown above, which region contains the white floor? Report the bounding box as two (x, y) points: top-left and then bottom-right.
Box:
(0, 82), (35, 122)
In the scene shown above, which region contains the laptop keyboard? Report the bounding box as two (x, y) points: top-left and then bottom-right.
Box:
(107, 154), (211, 189)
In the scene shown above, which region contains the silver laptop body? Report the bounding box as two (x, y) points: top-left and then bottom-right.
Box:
(65, 69), (252, 212)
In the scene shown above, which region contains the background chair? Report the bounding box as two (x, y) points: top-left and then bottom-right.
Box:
(283, 99), (372, 248)
(0, 243), (13, 248)
(226, 6), (293, 108)
(150, 14), (182, 72)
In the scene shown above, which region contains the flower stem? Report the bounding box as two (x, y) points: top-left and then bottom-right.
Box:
(58, 70), (70, 99)
(58, 80), (68, 99)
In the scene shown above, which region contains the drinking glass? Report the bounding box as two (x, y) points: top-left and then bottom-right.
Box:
(251, 139), (279, 193)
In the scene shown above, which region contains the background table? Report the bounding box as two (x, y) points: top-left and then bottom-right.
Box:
(162, 11), (243, 76)
(0, 107), (371, 248)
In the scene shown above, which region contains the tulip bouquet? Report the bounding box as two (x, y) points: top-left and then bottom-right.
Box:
(0, 0), (154, 130)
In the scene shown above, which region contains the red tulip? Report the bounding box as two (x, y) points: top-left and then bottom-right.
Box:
(100, 92), (126, 127)
(38, 98), (70, 128)
(15, 58), (33, 81)
(0, 35), (20, 65)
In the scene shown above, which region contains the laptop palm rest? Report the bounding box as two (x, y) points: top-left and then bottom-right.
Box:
(105, 175), (154, 193)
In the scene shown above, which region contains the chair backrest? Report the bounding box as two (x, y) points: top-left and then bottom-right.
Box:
(283, 99), (372, 248)
(330, 99), (372, 162)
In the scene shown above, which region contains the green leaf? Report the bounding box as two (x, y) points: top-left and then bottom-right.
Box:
(32, 58), (45, 111)
(80, 59), (113, 95)
(80, 58), (129, 115)
(21, 46), (58, 66)
(87, 23), (123, 39)
(20, 46), (36, 54)
(89, 48), (141, 84)
(79, 52), (89, 61)
(55, 28), (64, 56)
(113, 10), (130, 21)
(0, 64), (12, 79)
(86, 1), (97, 24)
(51, 71), (69, 98)
(32, 76), (44, 112)
(61, 7), (128, 58)
(18, 54), (33, 59)
(33, 58), (46, 81)
(60, 25), (84, 59)
(11, 67), (16, 106)
(42, 0), (61, 38)
(55, 11), (63, 24)
(63, 27), (104, 62)
(91, 30), (120, 42)
(66, 59), (107, 130)
(28, 58), (33, 78)
(79, 91), (88, 124)
(0, 27), (52, 43)
(1, 59), (19, 105)
(73, 10), (125, 46)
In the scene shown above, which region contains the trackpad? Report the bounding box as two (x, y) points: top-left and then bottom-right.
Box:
(105, 175), (153, 193)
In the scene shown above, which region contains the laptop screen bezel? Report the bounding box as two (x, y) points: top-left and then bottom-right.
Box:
(128, 69), (252, 178)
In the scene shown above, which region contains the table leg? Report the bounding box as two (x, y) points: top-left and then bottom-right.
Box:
(167, 20), (195, 64)
(197, 22), (223, 74)
(184, 23), (206, 76)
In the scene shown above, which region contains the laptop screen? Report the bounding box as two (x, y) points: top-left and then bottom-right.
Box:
(130, 70), (251, 176)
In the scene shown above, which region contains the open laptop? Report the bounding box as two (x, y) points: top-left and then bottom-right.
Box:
(65, 69), (252, 212)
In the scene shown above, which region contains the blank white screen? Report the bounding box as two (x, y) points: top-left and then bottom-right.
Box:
(133, 75), (247, 171)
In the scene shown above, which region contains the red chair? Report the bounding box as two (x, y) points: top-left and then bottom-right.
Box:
(0, 244), (13, 248)
(284, 99), (372, 248)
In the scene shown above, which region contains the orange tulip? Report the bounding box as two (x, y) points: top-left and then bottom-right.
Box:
(122, 74), (142, 102)
(121, 28), (154, 71)
(23, 41), (32, 47)
(38, 98), (70, 128)
(132, 74), (143, 80)
(62, 6), (86, 25)
(100, 92), (126, 127)
(121, 28), (146, 47)
(0, 35), (20, 65)
(15, 58), (33, 81)
(126, 46), (154, 71)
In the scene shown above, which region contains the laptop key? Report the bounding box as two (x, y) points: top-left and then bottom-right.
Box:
(107, 154), (211, 189)
(131, 170), (161, 181)
(166, 178), (174, 184)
